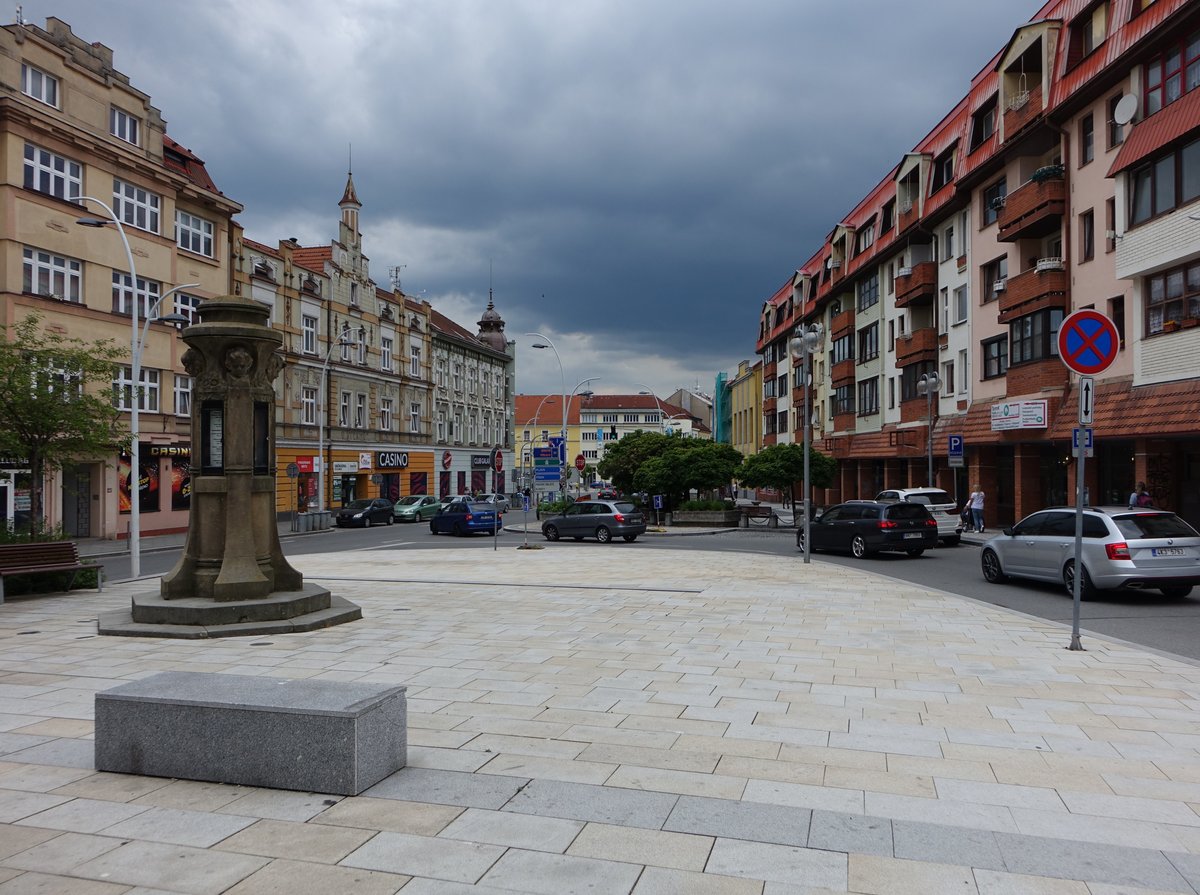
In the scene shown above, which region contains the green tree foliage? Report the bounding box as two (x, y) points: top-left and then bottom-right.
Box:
(0, 315), (127, 535)
(596, 430), (671, 495)
(598, 430), (742, 508)
(736, 442), (836, 505)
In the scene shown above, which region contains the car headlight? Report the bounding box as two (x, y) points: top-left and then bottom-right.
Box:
(353, 512), (364, 519)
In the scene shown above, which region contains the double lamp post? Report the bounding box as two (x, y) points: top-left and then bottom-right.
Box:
(789, 325), (823, 564)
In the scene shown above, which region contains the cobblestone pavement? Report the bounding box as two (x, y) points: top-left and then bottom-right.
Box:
(1, 545), (1199, 893)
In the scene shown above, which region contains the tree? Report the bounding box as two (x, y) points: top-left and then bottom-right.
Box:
(0, 315), (127, 535)
(628, 438), (744, 509)
(596, 430), (672, 495)
(737, 443), (836, 509)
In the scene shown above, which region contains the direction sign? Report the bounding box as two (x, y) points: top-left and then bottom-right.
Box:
(1078, 376), (1094, 425)
(549, 436), (566, 464)
(532, 446), (555, 459)
(1058, 310), (1120, 376)
(534, 469), (562, 481)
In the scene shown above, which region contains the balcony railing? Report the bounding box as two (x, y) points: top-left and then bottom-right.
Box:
(895, 326), (937, 366)
(831, 358), (856, 385)
(895, 262), (937, 308)
(1003, 82), (1044, 140)
(997, 265), (1068, 323)
(997, 175), (1065, 242)
(830, 305), (855, 336)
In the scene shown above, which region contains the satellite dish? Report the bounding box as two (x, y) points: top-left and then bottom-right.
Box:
(1113, 93), (1137, 127)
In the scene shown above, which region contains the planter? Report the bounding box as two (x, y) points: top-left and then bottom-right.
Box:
(670, 510), (742, 528)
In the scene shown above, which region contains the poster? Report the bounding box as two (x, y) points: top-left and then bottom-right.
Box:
(119, 447), (161, 514)
(171, 455), (191, 510)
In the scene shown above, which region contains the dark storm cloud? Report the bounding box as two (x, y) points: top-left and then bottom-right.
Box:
(31, 0), (1045, 393)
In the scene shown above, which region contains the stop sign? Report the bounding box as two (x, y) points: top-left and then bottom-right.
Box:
(575, 453), (586, 471)
(493, 449), (503, 473)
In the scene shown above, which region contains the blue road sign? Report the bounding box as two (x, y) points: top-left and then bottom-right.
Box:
(1072, 427), (1094, 451)
(532, 446), (555, 459)
(653, 494), (664, 509)
(534, 469), (562, 482)
(947, 435), (964, 458)
(549, 436), (566, 463)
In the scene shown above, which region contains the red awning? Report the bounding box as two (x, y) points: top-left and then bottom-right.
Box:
(1108, 89), (1200, 176)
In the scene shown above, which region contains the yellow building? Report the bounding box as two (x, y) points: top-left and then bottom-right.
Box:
(729, 359), (763, 461)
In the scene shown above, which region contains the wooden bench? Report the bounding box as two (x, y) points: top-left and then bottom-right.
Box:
(0, 542), (101, 604)
(742, 505), (776, 528)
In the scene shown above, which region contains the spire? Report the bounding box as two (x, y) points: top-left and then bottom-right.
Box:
(340, 172), (360, 209)
(339, 152), (361, 240)
(477, 288), (508, 351)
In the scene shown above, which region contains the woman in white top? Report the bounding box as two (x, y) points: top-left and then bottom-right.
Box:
(968, 485), (985, 533)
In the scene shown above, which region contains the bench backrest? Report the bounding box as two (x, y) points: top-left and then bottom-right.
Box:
(0, 542), (81, 571)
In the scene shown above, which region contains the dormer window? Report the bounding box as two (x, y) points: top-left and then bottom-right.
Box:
(930, 146), (955, 194)
(970, 96), (998, 151)
(1143, 27), (1200, 117)
(110, 107), (140, 146)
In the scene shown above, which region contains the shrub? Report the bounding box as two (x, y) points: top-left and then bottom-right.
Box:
(678, 499), (730, 511)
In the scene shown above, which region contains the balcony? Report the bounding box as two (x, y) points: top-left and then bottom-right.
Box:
(831, 358), (856, 386)
(997, 175), (1064, 242)
(1003, 82), (1043, 141)
(762, 396), (777, 414)
(832, 411), (857, 432)
(895, 326), (937, 367)
(997, 263), (1068, 323)
(895, 262), (937, 308)
(898, 200), (919, 234)
(899, 398), (929, 424)
(830, 305), (855, 336)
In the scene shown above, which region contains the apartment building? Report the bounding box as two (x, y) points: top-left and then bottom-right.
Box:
(757, 0), (1200, 528)
(0, 17), (241, 538)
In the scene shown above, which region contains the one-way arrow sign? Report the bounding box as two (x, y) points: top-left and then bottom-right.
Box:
(1079, 376), (1094, 425)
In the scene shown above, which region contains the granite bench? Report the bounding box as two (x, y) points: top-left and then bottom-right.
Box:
(95, 671), (407, 795)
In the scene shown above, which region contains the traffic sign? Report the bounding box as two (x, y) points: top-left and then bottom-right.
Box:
(575, 453), (586, 471)
(1078, 376), (1094, 425)
(653, 494), (664, 509)
(1073, 427), (1094, 458)
(492, 448), (503, 473)
(1058, 310), (1119, 376)
(549, 436), (566, 464)
(286, 462), (299, 478)
(532, 447), (555, 459)
(947, 434), (964, 468)
(534, 469), (562, 481)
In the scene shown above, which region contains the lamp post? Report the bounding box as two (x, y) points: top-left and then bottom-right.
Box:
(635, 383), (668, 434)
(916, 372), (941, 488)
(789, 324), (823, 564)
(78, 197), (196, 578)
(527, 333), (566, 495)
(318, 333), (358, 516)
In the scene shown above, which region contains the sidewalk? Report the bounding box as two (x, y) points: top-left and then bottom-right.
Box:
(4, 537), (1199, 892)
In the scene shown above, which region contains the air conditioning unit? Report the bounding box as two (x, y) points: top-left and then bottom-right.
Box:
(897, 266), (913, 277)
(993, 279), (1007, 293)
(1035, 257), (1064, 272)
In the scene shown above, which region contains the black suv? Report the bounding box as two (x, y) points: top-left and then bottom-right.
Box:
(798, 500), (938, 558)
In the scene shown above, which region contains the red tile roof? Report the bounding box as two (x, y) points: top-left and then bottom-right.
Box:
(163, 135), (223, 196)
(1108, 88), (1200, 176)
(291, 246), (332, 272)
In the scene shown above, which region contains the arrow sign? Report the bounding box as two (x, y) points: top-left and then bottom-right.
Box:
(1079, 376), (1094, 425)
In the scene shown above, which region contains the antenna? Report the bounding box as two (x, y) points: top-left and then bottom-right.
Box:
(1112, 93), (1137, 127)
(15, 5), (24, 25)
(388, 265), (405, 291)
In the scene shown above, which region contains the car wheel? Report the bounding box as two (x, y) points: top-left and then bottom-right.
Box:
(1160, 585), (1193, 598)
(1063, 560), (1097, 601)
(981, 548), (1007, 583)
(544, 524), (560, 542)
(453, 523), (465, 537)
(363, 516), (371, 528)
(906, 548), (925, 557)
(623, 535), (638, 542)
(850, 535), (869, 558)
(430, 522), (438, 535)
(595, 525), (612, 543)
(386, 514), (394, 525)
(943, 536), (960, 546)
(796, 529), (805, 552)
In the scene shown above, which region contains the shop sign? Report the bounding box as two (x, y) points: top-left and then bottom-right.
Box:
(294, 457), (315, 473)
(441, 450), (453, 469)
(0, 456), (30, 469)
(358, 451), (373, 470)
(148, 445), (190, 457)
(990, 399), (1047, 431)
(376, 451), (409, 469)
(471, 454), (493, 468)
(332, 461), (359, 473)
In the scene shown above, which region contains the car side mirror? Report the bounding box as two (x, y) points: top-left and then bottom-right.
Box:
(1001, 527), (1013, 536)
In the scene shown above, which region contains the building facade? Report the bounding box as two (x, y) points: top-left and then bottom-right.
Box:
(0, 16), (240, 537)
(757, 0), (1200, 528)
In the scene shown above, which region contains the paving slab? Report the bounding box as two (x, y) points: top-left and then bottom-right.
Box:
(504, 778), (678, 828)
(663, 795), (810, 847)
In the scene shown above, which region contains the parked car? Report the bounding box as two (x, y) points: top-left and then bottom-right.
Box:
(875, 488), (962, 545)
(429, 500), (500, 536)
(335, 498), (394, 528)
(980, 506), (1200, 599)
(477, 493), (510, 514)
(541, 499), (647, 543)
(393, 495), (441, 523)
(797, 500), (938, 558)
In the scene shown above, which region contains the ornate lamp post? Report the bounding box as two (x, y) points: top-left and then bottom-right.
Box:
(789, 324), (823, 564)
(917, 372), (941, 487)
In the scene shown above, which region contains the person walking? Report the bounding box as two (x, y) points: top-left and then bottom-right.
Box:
(1128, 481), (1153, 508)
(968, 485), (985, 533)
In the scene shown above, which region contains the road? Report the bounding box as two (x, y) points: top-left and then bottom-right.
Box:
(99, 522), (1200, 662)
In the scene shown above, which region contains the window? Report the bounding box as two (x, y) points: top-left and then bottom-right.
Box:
(301, 314), (318, 354)
(20, 63), (57, 106)
(175, 211), (214, 257)
(942, 361), (955, 396)
(857, 273), (879, 311)
(339, 392), (350, 427)
(880, 200), (895, 235)
(174, 293), (203, 325)
(436, 359), (447, 387)
(1145, 262), (1200, 334)
(357, 333), (367, 365)
(954, 285), (968, 323)
(355, 394), (367, 428)
(982, 179), (1007, 226)
(22, 247), (82, 302)
(1129, 137), (1200, 225)
(112, 272), (161, 317)
(857, 378), (878, 416)
(23, 143), (81, 201)
(777, 410), (788, 433)
(857, 322), (879, 361)
(114, 366), (160, 412)
(1080, 114), (1095, 165)
(624, 413), (639, 423)
(830, 333), (854, 365)
(982, 255), (1008, 303)
(958, 349), (968, 393)
(983, 336), (1008, 379)
(900, 363), (937, 401)
(453, 363), (463, 392)
(602, 414), (619, 423)
(174, 375), (192, 417)
(380, 398), (393, 431)
(1010, 309), (1065, 365)
(109, 107), (140, 145)
(1108, 295), (1126, 346)
(410, 344), (421, 376)
(941, 226), (955, 261)
(1108, 95), (1126, 150)
(888, 376), (895, 409)
(1143, 28), (1200, 117)
(939, 288), (950, 335)
(340, 324), (353, 362)
(831, 385), (855, 416)
(381, 337), (393, 372)
(930, 146), (955, 193)
(886, 262), (895, 295)
(1080, 209), (1095, 261)
(113, 178), (160, 233)
(437, 412), (446, 441)
(35, 360), (82, 399)
(349, 282), (359, 307)
(1105, 198), (1117, 253)
(970, 96), (998, 151)
(301, 387), (318, 425)
(855, 218), (876, 255)
(410, 402), (421, 434)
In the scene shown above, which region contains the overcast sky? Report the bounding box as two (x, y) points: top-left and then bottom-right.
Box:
(33, 0), (1045, 397)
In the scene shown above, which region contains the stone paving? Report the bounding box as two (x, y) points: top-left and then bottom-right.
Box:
(0, 545), (1199, 893)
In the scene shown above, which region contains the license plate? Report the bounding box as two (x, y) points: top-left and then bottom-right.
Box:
(1153, 547), (1186, 556)
(903, 532), (923, 539)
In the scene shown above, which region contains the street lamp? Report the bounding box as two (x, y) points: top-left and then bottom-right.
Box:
(635, 383), (668, 434)
(789, 324), (823, 565)
(527, 333), (566, 494)
(916, 371), (941, 488)
(78, 196), (195, 578)
(318, 332), (360, 515)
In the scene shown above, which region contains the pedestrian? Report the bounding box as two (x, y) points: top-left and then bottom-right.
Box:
(1128, 481), (1153, 508)
(968, 484), (985, 533)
